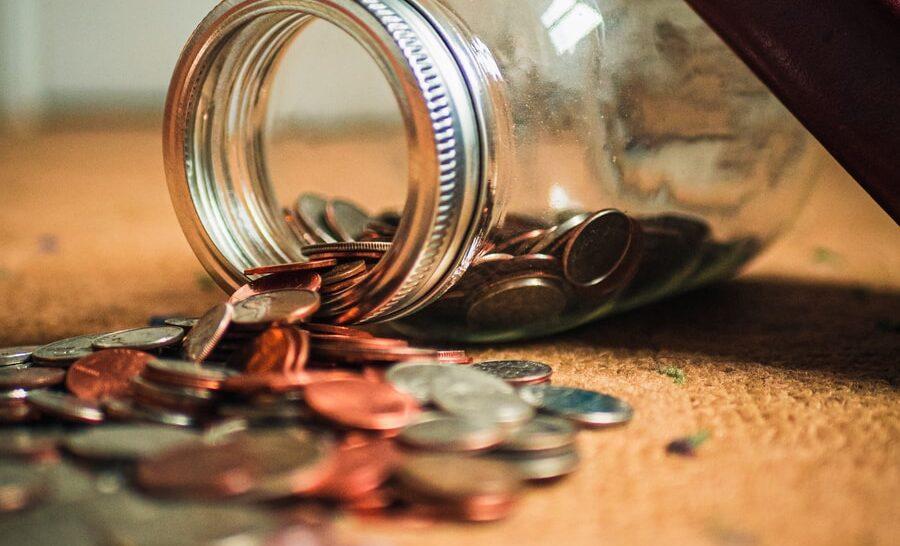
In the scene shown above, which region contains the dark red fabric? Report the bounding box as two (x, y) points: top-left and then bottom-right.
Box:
(685, 0), (900, 222)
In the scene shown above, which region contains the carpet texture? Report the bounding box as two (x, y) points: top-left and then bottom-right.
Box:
(0, 130), (897, 546)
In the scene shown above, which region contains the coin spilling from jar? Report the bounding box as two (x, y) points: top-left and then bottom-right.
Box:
(284, 193), (758, 334)
(0, 250), (634, 540)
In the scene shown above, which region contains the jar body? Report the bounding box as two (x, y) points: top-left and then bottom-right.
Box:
(165, 0), (821, 342)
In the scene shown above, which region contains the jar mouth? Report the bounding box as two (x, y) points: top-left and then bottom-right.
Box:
(164, 0), (492, 323)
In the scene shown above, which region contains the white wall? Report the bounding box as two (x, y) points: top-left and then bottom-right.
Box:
(0, 0), (397, 127)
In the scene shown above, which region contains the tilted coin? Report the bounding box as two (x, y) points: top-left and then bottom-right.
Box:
(296, 193), (339, 243)
(519, 385), (634, 427)
(324, 199), (371, 242)
(562, 209), (636, 287)
(92, 326), (185, 351)
(231, 289), (320, 327)
(27, 390), (104, 424)
(500, 415), (577, 452)
(488, 446), (580, 480)
(0, 367), (66, 390)
(399, 412), (506, 452)
(64, 425), (199, 461)
(32, 334), (98, 366)
(0, 345), (38, 367)
(527, 212), (591, 254)
(473, 360), (553, 385)
(396, 454), (522, 502)
(66, 349), (154, 401)
(163, 317), (198, 329)
(466, 276), (567, 331)
(182, 302), (233, 362)
(385, 362), (456, 404)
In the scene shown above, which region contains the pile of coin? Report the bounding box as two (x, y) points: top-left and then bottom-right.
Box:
(282, 193), (756, 335)
(0, 254), (634, 541)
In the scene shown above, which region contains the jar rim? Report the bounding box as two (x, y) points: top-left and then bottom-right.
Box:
(164, 0), (491, 323)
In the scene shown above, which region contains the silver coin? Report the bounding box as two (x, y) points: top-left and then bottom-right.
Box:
(0, 388), (29, 402)
(103, 398), (195, 428)
(27, 390), (105, 424)
(64, 425), (199, 461)
(528, 212), (591, 254)
(147, 358), (236, 383)
(324, 199), (371, 242)
(163, 317), (198, 329)
(182, 302), (233, 362)
(385, 361), (456, 404)
(32, 334), (98, 366)
(489, 446), (580, 480)
(130, 376), (217, 411)
(501, 415), (577, 452)
(92, 326), (185, 351)
(0, 345), (38, 367)
(301, 241), (392, 256)
(563, 209), (636, 287)
(296, 193), (339, 243)
(519, 385), (633, 427)
(466, 276), (567, 330)
(399, 412), (506, 452)
(231, 289), (320, 327)
(473, 360), (553, 385)
(432, 367), (533, 427)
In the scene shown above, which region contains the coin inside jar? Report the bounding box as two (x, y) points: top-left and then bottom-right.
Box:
(562, 209), (635, 287)
(324, 199), (371, 242)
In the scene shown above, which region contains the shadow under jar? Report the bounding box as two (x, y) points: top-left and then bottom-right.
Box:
(165, 0), (824, 342)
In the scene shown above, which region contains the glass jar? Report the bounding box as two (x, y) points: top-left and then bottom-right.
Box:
(164, 0), (822, 342)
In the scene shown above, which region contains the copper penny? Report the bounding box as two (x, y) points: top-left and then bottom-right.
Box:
(244, 259), (338, 277)
(240, 327), (301, 374)
(229, 271), (323, 304)
(436, 350), (472, 365)
(136, 439), (256, 498)
(66, 349), (153, 401)
(220, 369), (356, 393)
(299, 323), (374, 338)
(311, 438), (399, 500)
(0, 368), (66, 390)
(305, 379), (419, 430)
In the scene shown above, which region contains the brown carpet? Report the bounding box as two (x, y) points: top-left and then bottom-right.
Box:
(1, 129), (897, 546)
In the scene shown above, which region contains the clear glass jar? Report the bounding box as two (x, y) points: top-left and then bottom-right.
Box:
(164, 0), (822, 342)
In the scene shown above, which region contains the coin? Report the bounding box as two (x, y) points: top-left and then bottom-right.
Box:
(321, 260), (366, 286)
(527, 212), (591, 255)
(92, 326), (185, 351)
(0, 464), (49, 513)
(431, 367), (534, 427)
(0, 367), (66, 390)
(243, 258), (338, 277)
(489, 446), (580, 480)
(311, 438), (398, 501)
(396, 454), (522, 502)
(103, 398), (196, 428)
(473, 360), (553, 385)
(237, 327), (307, 374)
(230, 271), (323, 303)
(296, 193), (339, 243)
(399, 412), (505, 452)
(466, 276), (567, 330)
(163, 317), (198, 329)
(301, 241), (392, 257)
(0, 346), (38, 367)
(27, 390), (104, 424)
(142, 358), (236, 390)
(66, 349), (154, 401)
(232, 289), (320, 327)
(305, 378), (419, 430)
(136, 438), (259, 498)
(562, 209), (636, 287)
(183, 302), (233, 362)
(324, 199), (371, 242)
(130, 376), (216, 414)
(385, 362), (456, 404)
(500, 415), (577, 452)
(32, 334), (98, 365)
(519, 385), (634, 427)
(64, 425), (199, 461)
